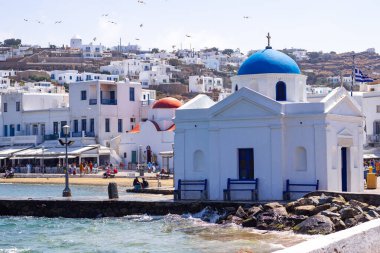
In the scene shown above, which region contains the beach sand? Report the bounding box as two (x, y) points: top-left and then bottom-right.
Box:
(0, 177), (174, 188)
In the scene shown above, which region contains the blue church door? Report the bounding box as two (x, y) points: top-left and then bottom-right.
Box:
(276, 81), (286, 101)
(238, 148), (254, 180)
(341, 147), (348, 192)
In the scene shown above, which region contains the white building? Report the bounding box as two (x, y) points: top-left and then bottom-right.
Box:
(175, 44), (364, 201)
(189, 75), (223, 93)
(50, 70), (119, 85)
(291, 50), (309, 61)
(119, 97), (181, 169)
(70, 35), (82, 49)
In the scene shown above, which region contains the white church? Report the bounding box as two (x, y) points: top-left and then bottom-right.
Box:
(174, 36), (364, 201)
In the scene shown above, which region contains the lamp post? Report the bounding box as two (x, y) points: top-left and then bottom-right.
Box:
(41, 145), (44, 175)
(59, 125), (74, 197)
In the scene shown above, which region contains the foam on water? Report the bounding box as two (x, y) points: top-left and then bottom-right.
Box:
(0, 214), (306, 253)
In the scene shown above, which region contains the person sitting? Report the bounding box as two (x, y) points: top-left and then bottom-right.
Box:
(133, 177), (142, 190)
(103, 168), (111, 178)
(142, 178), (149, 189)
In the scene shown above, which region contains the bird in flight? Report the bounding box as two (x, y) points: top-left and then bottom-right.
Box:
(135, 38), (140, 41)
(108, 21), (117, 24)
(54, 21), (62, 24)
(24, 19), (28, 22)
(137, 0), (146, 4)
(93, 37), (97, 41)
(140, 24), (143, 28)
(102, 14), (109, 17)
(243, 16), (250, 19)
(36, 20), (43, 24)
(185, 34), (191, 38)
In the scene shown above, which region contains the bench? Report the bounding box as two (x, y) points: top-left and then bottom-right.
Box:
(223, 178), (259, 201)
(283, 179), (319, 200)
(174, 179), (208, 200)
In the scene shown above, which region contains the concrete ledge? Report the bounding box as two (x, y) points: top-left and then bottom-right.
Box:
(276, 218), (380, 253)
(126, 188), (174, 195)
(0, 199), (251, 218)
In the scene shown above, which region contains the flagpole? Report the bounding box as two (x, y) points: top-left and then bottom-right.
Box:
(351, 54), (355, 97)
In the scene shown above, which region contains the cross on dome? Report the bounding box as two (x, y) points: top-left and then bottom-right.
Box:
(266, 32), (272, 49)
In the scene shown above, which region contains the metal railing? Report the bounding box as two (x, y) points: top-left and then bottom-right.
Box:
(71, 132), (82, 137)
(101, 99), (117, 105)
(44, 134), (59, 140)
(368, 134), (380, 143)
(89, 99), (97, 105)
(85, 132), (95, 137)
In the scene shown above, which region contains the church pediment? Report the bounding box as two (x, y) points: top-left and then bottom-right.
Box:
(327, 96), (362, 117)
(337, 128), (353, 137)
(209, 87), (282, 119)
(212, 98), (279, 119)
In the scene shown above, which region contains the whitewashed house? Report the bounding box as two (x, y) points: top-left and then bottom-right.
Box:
(189, 75), (223, 93)
(118, 97), (181, 170)
(175, 43), (364, 200)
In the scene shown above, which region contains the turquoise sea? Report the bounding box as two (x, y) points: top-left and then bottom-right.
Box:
(0, 184), (306, 253)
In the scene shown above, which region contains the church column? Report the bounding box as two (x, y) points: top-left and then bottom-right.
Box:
(208, 128), (220, 200)
(270, 124), (284, 200)
(174, 129), (185, 189)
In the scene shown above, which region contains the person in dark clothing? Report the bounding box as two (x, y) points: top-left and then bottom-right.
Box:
(133, 177), (141, 190)
(142, 178), (149, 189)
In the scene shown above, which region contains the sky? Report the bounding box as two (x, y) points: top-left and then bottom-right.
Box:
(1, 0), (379, 54)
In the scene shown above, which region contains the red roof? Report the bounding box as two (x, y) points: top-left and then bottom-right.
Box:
(129, 124), (140, 133)
(152, 97), (182, 109)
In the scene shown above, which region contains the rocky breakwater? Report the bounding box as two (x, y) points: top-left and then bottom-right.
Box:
(215, 194), (380, 235)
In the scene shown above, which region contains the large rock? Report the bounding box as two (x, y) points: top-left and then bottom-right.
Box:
(320, 210), (341, 218)
(235, 206), (248, 219)
(297, 197), (318, 206)
(242, 217), (257, 227)
(349, 199), (369, 210)
(330, 217), (346, 231)
(285, 201), (300, 212)
(318, 194), (335, 205)
(339, 207), (359, 219)
(224, 215), (243, 225)
(311, 203), (331, 215)
(264, 202), (284, 210)
(331, 195), (347, 206)
(247, 206), (263, 217)
(293, 215), (334, 235)
(368, 210), (380, 218)
(294, 205), (316, 215)
(269, 207), (288, 216)
(344, 217), (358, 228)
(287, 215), (308, 225)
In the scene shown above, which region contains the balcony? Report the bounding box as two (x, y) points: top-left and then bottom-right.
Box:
(367, 134), (380, 145)
(85, 132), (95, 137)
(101, 99), (117, 105)
(89, 99), (97, 105)
(72, 132), (82, 138)
(44, 134), (59, 141)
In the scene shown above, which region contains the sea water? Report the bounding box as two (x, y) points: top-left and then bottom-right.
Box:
(0, 215), (306, 253)
(0, 184), (307, 252)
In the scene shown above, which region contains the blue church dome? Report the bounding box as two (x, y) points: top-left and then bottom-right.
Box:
(238, 49), (301, 75)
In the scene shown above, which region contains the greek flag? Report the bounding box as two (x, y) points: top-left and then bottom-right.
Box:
(354, 68), (373, 82)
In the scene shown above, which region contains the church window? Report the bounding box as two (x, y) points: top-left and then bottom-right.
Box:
(193, 150), (205, 171)
(235, 84), (238, 92)
(238, 148), (254, 179)
(276, 81), (287, 101)
(295, 147), (307, 171)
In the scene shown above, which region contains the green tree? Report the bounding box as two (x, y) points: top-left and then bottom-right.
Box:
(3, 38), (21, 47)
(151, 48), (160, 53)
(169, 58), (180, 66)
(222, 49), (234, 56)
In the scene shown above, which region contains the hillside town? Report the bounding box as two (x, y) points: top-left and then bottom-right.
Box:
(0, 35), (380, 175)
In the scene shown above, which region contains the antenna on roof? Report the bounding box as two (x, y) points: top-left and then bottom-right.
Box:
(266, 33), (272, 49)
